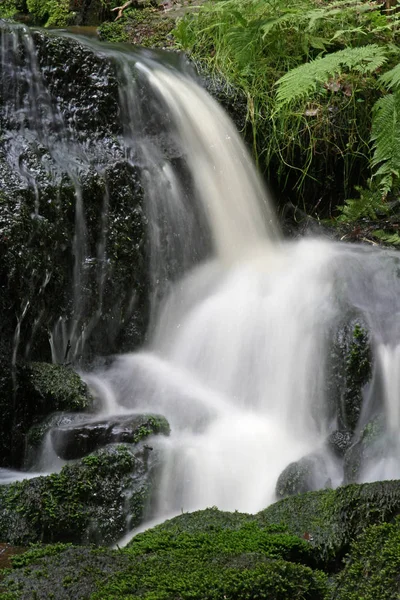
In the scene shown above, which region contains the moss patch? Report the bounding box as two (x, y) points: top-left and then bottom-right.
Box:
(260, 480), (400, 569)
(0, 444), (152, 545)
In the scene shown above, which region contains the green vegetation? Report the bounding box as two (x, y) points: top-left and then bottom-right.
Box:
(260, 479), (400, 568)
(0, 0), (75, 25)
(1, 510), (328, 599)
(4, 485), (400, 599)
(330, 517), (400, 599)
(98, 7), (176, 48)
(25, 0), (73, 27)
(0, 444), (151, 545)
(173, 0), (400, 222)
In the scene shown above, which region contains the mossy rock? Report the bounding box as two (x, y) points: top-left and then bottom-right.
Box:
(330, 516), (400, 599)
(343, 415), (387, 483)
(0, 512), (328, 599)
(0, 362), (92, 469)
(0, 29), (148, 369)
(275, 453), (334, 499)
(0, 444), (155, 545)
(326, 318), (372, 433)
(260, 479), (400, 569)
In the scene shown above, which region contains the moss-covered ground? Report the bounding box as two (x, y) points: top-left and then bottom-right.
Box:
(2, 481), (400, 598)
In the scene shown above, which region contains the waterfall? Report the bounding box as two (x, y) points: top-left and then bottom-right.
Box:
(3, 22), (400, 535)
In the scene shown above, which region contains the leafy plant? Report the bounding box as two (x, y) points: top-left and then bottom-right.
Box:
(173, 0), (400, 213)
(275, 45), (387, 108)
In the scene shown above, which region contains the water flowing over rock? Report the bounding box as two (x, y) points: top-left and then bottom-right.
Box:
(3, 20), (400, 549)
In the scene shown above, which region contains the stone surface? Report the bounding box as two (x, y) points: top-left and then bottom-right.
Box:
(50, 413), (170, 459)
(0, 443), (158, 545)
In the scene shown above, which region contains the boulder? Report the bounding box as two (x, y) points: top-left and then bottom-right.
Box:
(0, 362), (92, 468)
(0, 443), (157, 545)
(331, 517), (400, 599)
(327, 429), (353, 458)
(0, 509), (327, 599)
(326, 317), (373, 433)
(50, 413), (170, 459)
(275, 452), (335, 499)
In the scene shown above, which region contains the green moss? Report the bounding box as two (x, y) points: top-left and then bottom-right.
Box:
(331, 517), (400, 599)
(326, 318), (372, 433)
(24, 362), (92, 413)
(97, 21), (129, 43)
(0, 445), (151, 545)
(98, 8), (175, 48)
(260, 480), (400, 569)
(26, 0), (74, 27)
(0, 512), (327, 599)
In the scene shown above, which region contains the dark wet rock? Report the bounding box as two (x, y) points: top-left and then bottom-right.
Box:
(0, 25), (148, 371)
(0, 362), (92, 469)
(70, 0), (112, 26)
(275, 453), (334, 500)
(51, 413), (170, 460)
(24, 412), (91, 468)
(0, 443), (157, 545)
(326, 317), (372, 433)
(343, 415), (386, 484)
(327, 430), (353, 458)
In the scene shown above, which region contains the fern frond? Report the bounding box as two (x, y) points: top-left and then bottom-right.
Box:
(336, 185), (387, 222)
(371, 90), (400, 195)
(372, 229), (400, 245)
(276, 44), (387, 107)
(379, 62), (400, 90)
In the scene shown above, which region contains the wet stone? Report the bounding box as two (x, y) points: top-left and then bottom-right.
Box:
(51, 413), (170, 460)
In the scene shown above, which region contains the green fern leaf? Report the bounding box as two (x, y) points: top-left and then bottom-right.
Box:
(372, 230), (400, 245)
(336, 185), (388, 223)
(371, 90), (400, 195)
(379, 63), (400, 90)
(276, 44), (387, 107)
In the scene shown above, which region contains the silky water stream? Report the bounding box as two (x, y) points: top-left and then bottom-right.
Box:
(1, 22), (400, 541)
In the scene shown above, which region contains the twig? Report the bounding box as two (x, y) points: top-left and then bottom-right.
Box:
(111, 0), (133, 20)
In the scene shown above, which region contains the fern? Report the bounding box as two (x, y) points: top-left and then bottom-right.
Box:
(379, 62), (400, 90)
(336, 184), (389, 222)
(371, 90), (400, 195)
(372, 229), (400, 245)
(276, 44), (387, 107)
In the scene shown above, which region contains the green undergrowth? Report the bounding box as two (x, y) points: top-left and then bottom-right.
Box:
(3, 484), (400, 599)
(0, 510), (328, 599)
(331, 517), (400, 599)
(260, 479), (400, 568)
(173, 0), (400, 217)
(98, 7), (176, 48)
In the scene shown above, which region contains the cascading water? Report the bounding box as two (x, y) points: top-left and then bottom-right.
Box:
(3, 22), (400, 540)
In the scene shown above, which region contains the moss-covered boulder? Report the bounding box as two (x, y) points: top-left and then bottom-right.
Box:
(51, 413), (170, 459)
(275, 453), (334, 499)
(0, 443), (155, 545)
(260, 479), (400, 568)
(330, 517), (400, 599)
(0, 362), (92, 469)
(327, 318), (372, 433)
(0, 510), (328, 599)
